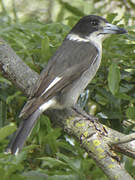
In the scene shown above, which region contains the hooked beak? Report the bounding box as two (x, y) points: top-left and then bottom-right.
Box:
(103, 23), (127, 34)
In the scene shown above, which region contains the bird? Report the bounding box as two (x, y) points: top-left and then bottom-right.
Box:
(6, 15), (127, 155)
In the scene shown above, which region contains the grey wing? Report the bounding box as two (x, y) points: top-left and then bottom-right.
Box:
(20, 40), (99, 118)
(31, 39), (99, 97)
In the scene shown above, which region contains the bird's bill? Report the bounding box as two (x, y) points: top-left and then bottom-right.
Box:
(103, 23), (127, 34)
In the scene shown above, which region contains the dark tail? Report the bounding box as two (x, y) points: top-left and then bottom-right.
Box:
(5, 109), (41, 155)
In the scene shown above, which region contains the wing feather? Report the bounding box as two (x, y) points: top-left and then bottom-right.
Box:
(20, 40), (99, 118)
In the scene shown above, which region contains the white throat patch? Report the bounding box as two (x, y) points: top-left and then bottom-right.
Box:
(67, 34), (89, 42)
(67, 32), (106, 51)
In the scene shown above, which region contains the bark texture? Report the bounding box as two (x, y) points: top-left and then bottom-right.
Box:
(0, 38), (134, 180)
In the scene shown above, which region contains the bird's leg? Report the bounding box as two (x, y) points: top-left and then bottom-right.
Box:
(72, 104), (98, 123)
(72, 104), (108, 136)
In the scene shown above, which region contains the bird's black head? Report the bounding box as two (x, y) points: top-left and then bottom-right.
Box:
(68, 15), (127, 41)
(70, 15), (107, 37)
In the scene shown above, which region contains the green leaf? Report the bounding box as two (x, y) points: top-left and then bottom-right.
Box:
(23, 171), (48, 180)
(107, 13), (118, 23)
(108, 63), (120, 95)
(41, 36), (51, 62)
(56, 153), (81, 172)
(6, 91), (21, 104)
(116, 93), (133, 101)
(0, 77), (12, 85)
(38, 157), (67, 168)
(0, 101), (7, 127)
(58, 0), (85, 16)
(0, 123), (17, 141)
(126, 107), (135, 120)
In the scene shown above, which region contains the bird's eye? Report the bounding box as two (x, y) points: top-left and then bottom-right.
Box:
(90, 20), (98, 26)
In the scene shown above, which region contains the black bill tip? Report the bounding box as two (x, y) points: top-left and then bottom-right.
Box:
(115, 27), (127, 34)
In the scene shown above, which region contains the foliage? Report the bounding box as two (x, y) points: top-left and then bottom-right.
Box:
(0, 0), (135, 179)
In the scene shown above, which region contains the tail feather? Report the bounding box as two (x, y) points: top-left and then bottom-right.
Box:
(6, 109), (41, 155)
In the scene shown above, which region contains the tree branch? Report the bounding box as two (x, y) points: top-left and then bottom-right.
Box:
(0, 38), (134, 180)
(0, 38), (38, 96)
(110, 133), (135, 145)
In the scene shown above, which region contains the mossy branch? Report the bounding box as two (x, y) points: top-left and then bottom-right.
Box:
(0, 38), (134, 180)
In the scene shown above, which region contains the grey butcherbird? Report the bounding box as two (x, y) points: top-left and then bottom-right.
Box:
(6, 15), (127, 155)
